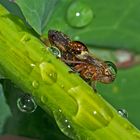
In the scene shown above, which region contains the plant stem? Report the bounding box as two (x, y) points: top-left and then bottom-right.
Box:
(0, 5), (140, 140)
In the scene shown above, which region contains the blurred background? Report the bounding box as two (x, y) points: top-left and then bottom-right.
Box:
(0, 0), (140, 139)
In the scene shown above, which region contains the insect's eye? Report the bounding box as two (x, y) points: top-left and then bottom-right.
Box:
(104, 61), (117, 76)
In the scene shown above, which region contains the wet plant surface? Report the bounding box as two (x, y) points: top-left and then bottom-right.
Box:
(0, 0), (140, 140)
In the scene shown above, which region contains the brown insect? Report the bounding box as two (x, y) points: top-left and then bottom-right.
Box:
(46, 29), (117, 91)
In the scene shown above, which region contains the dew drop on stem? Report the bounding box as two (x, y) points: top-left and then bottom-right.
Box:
(32, 80), (39, 88)
(118, 109), (128, 118)
(48, 46), (61, 58)
(53, 109), (76, 140)
(39, 62), (57, 84)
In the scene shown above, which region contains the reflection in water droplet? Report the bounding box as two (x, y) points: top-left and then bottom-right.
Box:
(93, 110), (97, 115)
(67, 1), (93, 28)
(32, 80), (39, 88)
(48, 47), (61, 58)
(53, 109), (76, 139)
(39, 62), (57, 84)
(17, 94), (37, 113)
(104, 61), (117, 82)
(30, 63), (36, 67)
(118, 109), (128, 118)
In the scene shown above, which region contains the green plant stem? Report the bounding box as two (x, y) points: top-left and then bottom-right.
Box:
(0, 5), (140, 140)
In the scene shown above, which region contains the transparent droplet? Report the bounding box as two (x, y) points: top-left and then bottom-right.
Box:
(32, 80), (39, 88)
(39, 62), (57, 84)
(48, 47), (61, 58)
(20, 34), (31, 43)
(118, 109), (128, 118)
(30, 63), (36, 67)
(61, 84), (64, 88)
(17, 94), (37, 113)
(104, 61), (117, 75)
(67, 1), (94, 28)
(53, 109), (76, 140)
(93, 110), (97, 115)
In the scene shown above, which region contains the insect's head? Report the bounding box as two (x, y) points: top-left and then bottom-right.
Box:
(100, 61), (117, 84)
(48, 30), (70, 52)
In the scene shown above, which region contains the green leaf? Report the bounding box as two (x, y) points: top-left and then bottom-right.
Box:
(0, 83), (11, 134)
(15, 0), (59, 34)
(0, 0), (25, 20)
(42, 0), (140, 52)
(2, 0), (140, 52)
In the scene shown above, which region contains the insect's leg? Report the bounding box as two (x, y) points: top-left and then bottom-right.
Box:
(68, 63), (86, 73)
(90, 81), (97, 93)
(68, 69), (77, 73)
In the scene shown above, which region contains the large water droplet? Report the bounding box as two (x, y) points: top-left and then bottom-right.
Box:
(67, 1), (93, 28)
(118, 109), (128, 118)
(48, 47), (61, 58)
(53, 109), (76, 140)
(39, 62), (57, 84)
(17, 94), (37, 113)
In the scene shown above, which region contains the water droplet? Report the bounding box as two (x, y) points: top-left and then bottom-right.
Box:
(48, 47), (61, 58)
(20, 34), (31, 43)
(104, 61), (117, 75)
(39, 62), (57, 84)
(32, 80), (39, 88)
(118, 109), (128, 118)
(53, 109), (76, 139)
(67, 1), (94, 28)
(17, 94), (37, 113)
(60, 84), (64, 89)
(93, 110), (97, 115)
(30, 63), (36, 67)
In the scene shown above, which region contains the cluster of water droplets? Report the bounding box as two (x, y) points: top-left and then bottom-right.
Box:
(17, 94), (37, 113)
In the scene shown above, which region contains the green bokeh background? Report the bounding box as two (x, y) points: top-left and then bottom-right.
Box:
(0, 0), (140, 139)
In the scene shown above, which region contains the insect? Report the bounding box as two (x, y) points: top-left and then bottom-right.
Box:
(46, 29), (117, 91)
(48, 30), (88, 65)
